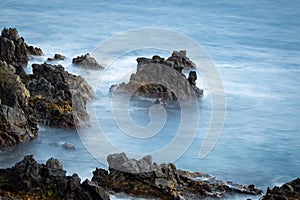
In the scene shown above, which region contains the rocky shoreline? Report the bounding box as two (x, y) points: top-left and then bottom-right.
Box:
(0, 153), (299, 200)
(0, 28), (97, 147)
(0, 27), (299, 199)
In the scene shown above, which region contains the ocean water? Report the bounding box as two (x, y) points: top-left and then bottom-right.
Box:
(1, 0), (300, 199)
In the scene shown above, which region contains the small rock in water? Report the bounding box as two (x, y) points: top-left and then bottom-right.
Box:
(47, 53), (66, 61)
(72, 53), (103, 69)
(63, 142), (76, 150)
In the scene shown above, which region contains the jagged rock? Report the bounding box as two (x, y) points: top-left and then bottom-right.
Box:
(111, 51), (203, 103)
(0, 61), (38, 148)
(72, 53), (103, 69)
(47, 53), (65, 61)
(27, 63), (94, 128)
(166, 50), (196, 70)
(0, 155), (109, 200)
(261, 178), (300, 200)
(92, 153), (263, 200)
(26, 44), (43, 56)
(0, 28), (42, 65)
(107, 153), (155, 173)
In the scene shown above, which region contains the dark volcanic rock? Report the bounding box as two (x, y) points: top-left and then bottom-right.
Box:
(92, 153), (263, 200)
(111, 50), (203, 103)
(47, 53), (66, 61)
(72, 53), (103, 69)
(0, 28), (42, 65)
(26, 44), (43, 56)
(261, 178), (300, 200)
(28, 63), (94, 128)
(0, 61), (38, 148)
(0, 155), (109, 200)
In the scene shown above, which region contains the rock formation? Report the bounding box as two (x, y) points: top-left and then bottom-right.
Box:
(111, 51), (203, 103)
(92, 152), (263, 200)
(0, 155), (109, 200)
(261, 178), (300, 200)
(72, 53), (103, 69)
(27, 63), (94, 128)
(0, 28), (42, 65)
(0, 61), (38, 148)
(47, 53), (66, 61)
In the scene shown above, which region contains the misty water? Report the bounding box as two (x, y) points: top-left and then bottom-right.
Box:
(1, 0), (300, 199)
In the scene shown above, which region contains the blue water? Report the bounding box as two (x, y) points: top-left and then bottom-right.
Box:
(1, 0), (300, 199)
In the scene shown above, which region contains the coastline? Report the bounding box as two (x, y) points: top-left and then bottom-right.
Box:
(1, 23), (298, 198)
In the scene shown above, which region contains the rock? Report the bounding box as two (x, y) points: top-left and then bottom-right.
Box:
(27, 63), (94, 128)
(72, 53), (103, 69)
(0, 155), (110, 200)
(261, 178), (300, 200)
(166, 50), (196, 70)
(26, 44), (43, 56)
(92, 152), (263, 200)
(0, 61), (38, 148)
(111, 51), (203, 103)
(47, 53), (65, 61)
(107, 153), (156, 173)
(0, 28), (42, 65)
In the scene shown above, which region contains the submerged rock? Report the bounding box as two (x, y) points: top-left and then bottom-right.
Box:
(111, 50), (203, 103)
(92, 152), (263, 200)
(0, 28), (42, 65)
(0, 155), (109, 200)
(0, 61), (38, 148)
(261, 178), (300, 200)
(72, 53), (103, 69)
(28, 63), (94, 128)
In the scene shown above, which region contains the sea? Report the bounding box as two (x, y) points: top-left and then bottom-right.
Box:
(1, 0), (300, 199)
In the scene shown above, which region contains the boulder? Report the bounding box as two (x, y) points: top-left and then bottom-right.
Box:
(261, 178), (300, 200)
(72, 53), (103, 69)
(47, 53), (66, 61)
(27, 63), (95, 128)
(0, 28), (42, 65)
(0, 155), (110, 200)
(111, 51), (203, 103)
(0, 61), (38, 148)
(92, 152), (263, 199)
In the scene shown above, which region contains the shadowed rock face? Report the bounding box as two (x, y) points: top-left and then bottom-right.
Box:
(261, 178), (300, 200)
(28, 63), (95, 128)
(111, 51), (203, 103)
(0, 61), (38, 148)
(0, 28), (42, 66)
(92, 153), (263, 200)
(0, 155), (109, 200)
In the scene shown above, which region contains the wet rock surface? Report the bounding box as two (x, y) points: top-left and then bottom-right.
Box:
(0, 28), (42, 65)
(27, 63), (95, 128)
(0, 61), (38, 148)
(92, 153), (263, 200)
(0, 155), (109, 200)
(72, 53), (103, 69)
(111, 50), (203, 103)
(261, 178), (300, 200)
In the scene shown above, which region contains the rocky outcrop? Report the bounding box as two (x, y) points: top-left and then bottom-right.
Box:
(92, 153), (263, 200)
(26, 44), (43, 56)
(0, 61), (38, 148)
(72, 53), (103, 69)
(0, 155), (109, 200)
(27, 63), (94, 128)
(261, 178), (300, 200)
(0, 28), (42, 65)
(111, 51), (203, 103)
(47, 54), (66, 61)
